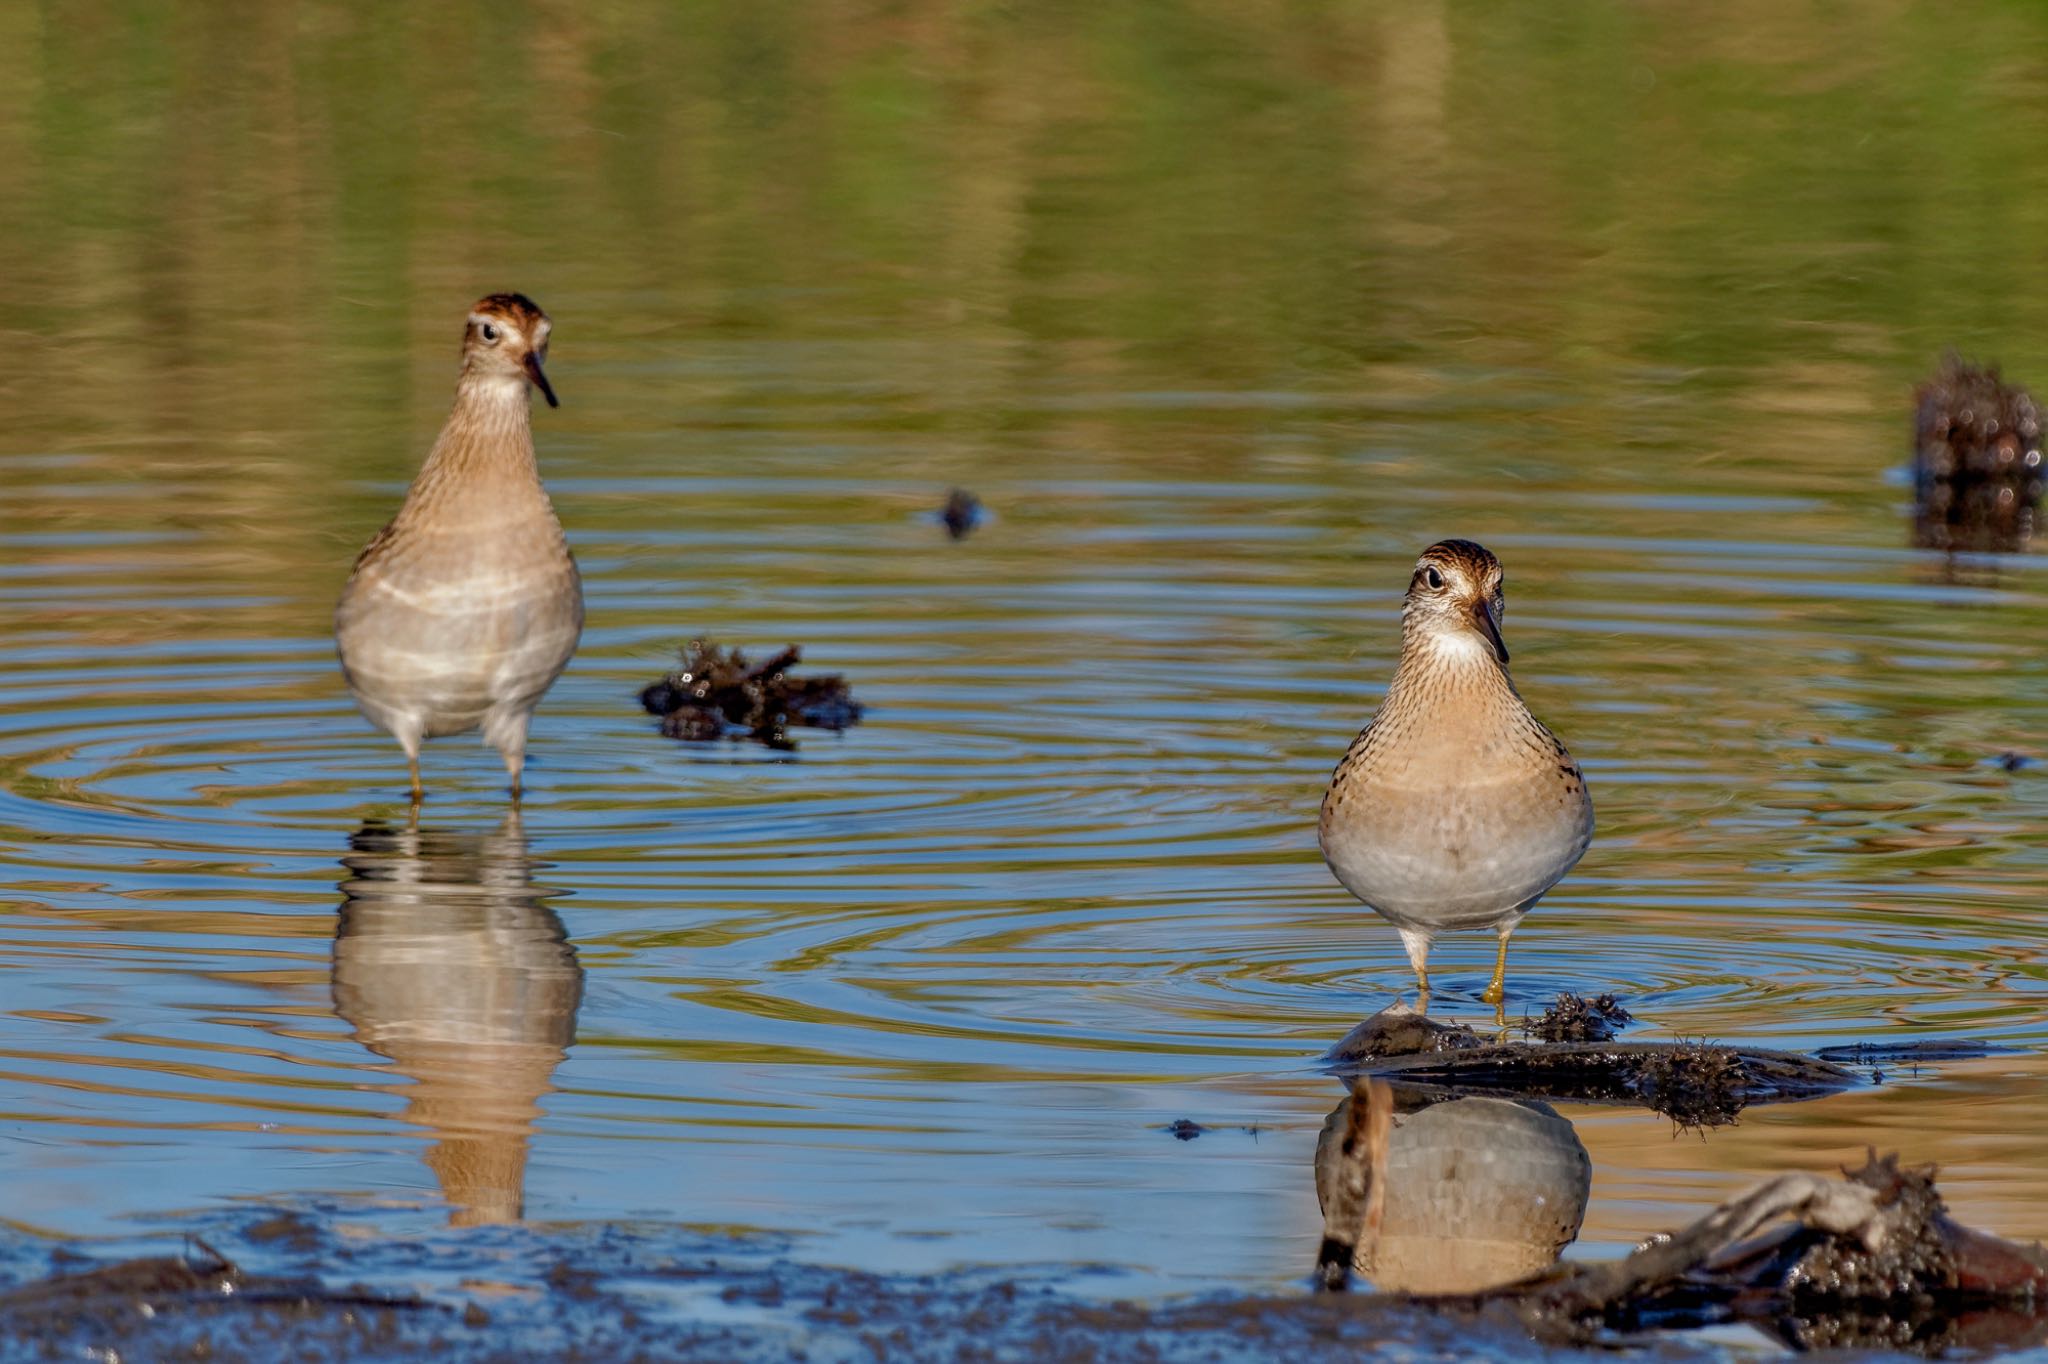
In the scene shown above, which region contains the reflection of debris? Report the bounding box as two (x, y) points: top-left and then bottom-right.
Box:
(640, 641), (864, 750)
(938, 489), (984, 539)
(1165, 1118), (1205, 1141)
(1327, 1006), (1852, 1128)
(1913, 356), (2046, 553)
(1524, 992), (1631, 1043)
(1815, 1038), (2004, 1066)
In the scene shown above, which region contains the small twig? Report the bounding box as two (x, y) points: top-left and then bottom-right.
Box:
(745, 645), (801, 681)
(184, 1236), (238, 1276)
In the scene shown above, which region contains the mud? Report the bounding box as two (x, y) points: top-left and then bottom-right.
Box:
(1912, 355), (2046, 552)
(0, 1213), (1552, 1364)
(640, 640), (864, 749)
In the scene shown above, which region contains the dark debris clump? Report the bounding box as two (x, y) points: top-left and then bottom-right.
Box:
(939, 489), (984, 539)
(1913, 355), (2046, 553)
(1637, 1040), (1748, 1131)
(640, 641), (864, 751)
(1525, 992), (1633, 1043)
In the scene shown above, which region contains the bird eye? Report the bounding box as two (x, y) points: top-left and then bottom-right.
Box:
(480, 323), (499, 343)
(1424, 567), (1444, 590)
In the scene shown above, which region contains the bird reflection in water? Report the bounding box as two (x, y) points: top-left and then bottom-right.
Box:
(1315, 1092), (1591, 1293)
(332, 814), (582, 1226)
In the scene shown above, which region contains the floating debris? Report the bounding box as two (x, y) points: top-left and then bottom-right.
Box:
(1912, 355), (2046, 553)
(938, 488), (984, 539)
(1997, 751), (2031, 772)
(639, 641), (864, 750)
(1523, 992), (1632, 1044)
(1164, 1118), (1206, 1141)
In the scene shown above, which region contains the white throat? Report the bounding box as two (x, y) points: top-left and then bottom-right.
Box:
(1416, 627), (1498, 668)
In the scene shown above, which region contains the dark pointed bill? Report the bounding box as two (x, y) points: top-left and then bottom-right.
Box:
(523, 351), (560, 408)
(1471, 597), (1509, 664)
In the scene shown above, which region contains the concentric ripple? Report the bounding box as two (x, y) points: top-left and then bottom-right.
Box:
(6, 372), (2048, 1286)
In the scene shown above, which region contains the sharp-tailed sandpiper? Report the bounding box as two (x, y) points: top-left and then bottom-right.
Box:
(336, 293), (583, 800)
(1319, 540), (1592, 1005)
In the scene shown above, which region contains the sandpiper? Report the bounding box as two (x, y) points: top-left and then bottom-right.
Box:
(1319, 540), (1592, 1005)
(336, 293), (583, 800)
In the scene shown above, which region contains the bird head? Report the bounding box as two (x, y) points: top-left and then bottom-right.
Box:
(1402, 539), (1509, 666)
(461, 292), (557, 409)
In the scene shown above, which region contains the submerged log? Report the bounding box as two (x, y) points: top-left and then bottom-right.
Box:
(1326, 1002), (1855, 1129)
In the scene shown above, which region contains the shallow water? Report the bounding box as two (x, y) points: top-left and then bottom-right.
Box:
(5, 0), (2048, 1337)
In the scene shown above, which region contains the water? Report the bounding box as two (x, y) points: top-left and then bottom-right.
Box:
(5, 0), (2048, 1327)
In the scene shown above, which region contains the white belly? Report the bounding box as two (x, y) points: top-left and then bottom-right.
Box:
(1320, 773), (1592, 933)
(337, 555), (583, 746)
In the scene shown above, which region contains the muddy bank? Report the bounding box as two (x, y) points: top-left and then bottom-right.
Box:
(12, 1161), (2047, 1364)
(0, 1213), (1556, 1364)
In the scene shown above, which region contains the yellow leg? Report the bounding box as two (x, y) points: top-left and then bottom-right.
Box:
(408, 755), (423, 804)
(1481, 932), (1510, 1006)
(1413, 964), (1430, 1014)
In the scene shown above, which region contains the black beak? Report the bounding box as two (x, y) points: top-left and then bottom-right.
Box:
(1471, 597), (1509, 664)
(523, 351), (559, 408)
